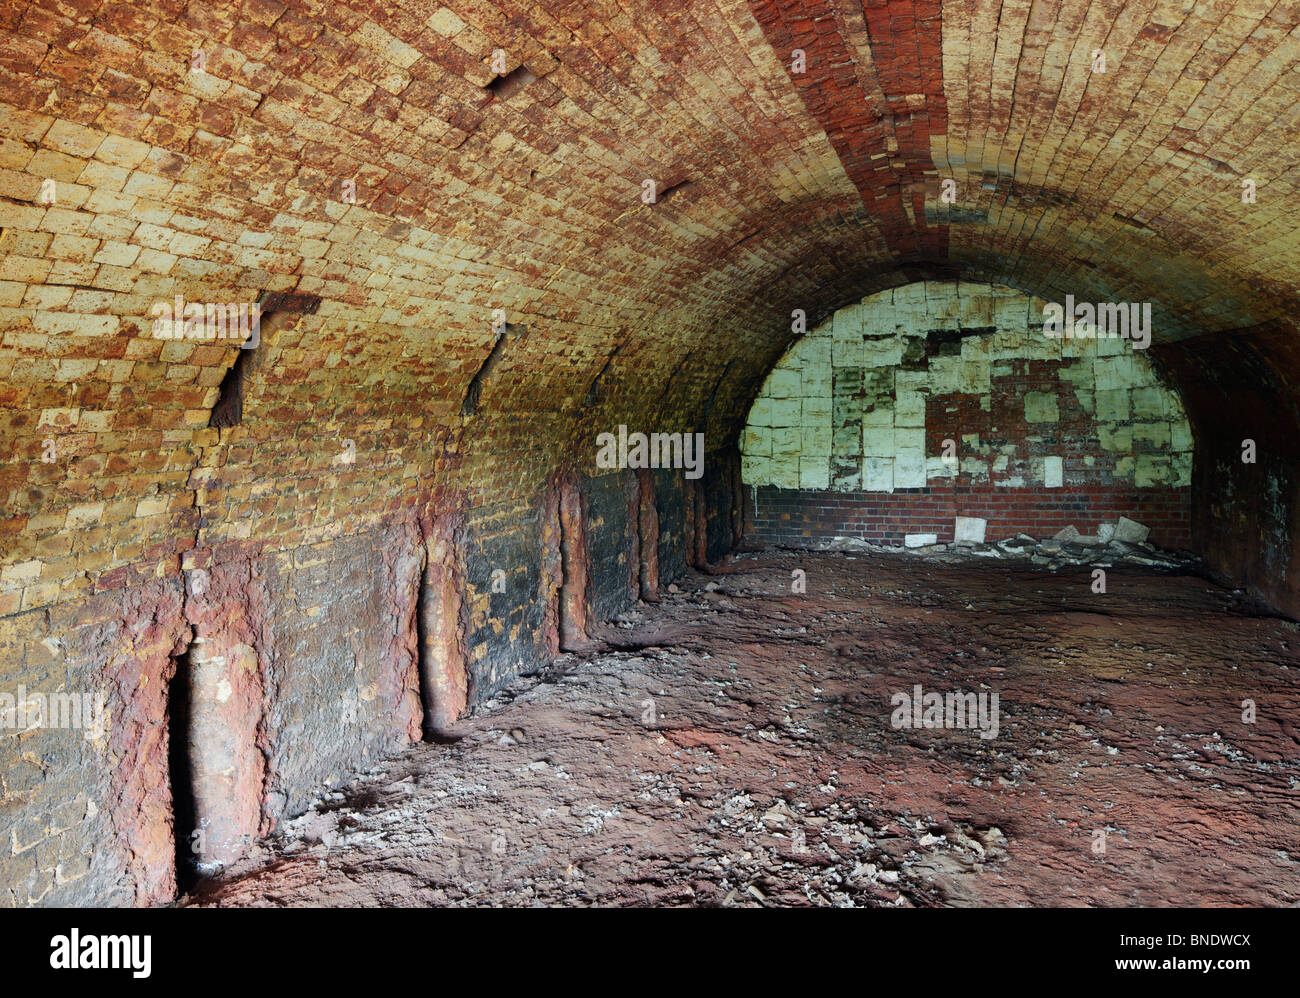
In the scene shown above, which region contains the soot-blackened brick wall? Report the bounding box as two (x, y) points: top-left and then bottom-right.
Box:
(653, 469), (688, 582)
(585, 472), (638, 623)
(1156, 325), (1300, 615)
(702, 451), (744, 564)
(255, 522), (423, 821)
(462, 500), (552, 702)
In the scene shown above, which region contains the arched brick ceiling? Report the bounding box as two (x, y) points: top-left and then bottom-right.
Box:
(753, 0), (1300, 335)
(3, 0), (1299, 559)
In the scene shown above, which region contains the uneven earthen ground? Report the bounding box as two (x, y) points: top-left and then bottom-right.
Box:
(190, 551), (1300, 908)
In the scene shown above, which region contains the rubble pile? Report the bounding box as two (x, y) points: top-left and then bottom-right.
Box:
(801, 516), (1198, 571)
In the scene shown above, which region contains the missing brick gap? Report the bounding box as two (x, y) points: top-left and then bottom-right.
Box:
(697, 360), (733, 436)
(927, 325), (997, 344)
(209, 298), (262, 430)
(413, 541), (433, 735)
(167, 630), (197, 897)
(486, 64), (537, 100)
(655, 351), (691, 420)
(584, 341), (623, 408)
(208, 295), (319, 429)
(656, 179), (697, 205)
(461, 322), (526, 416)
(1112, 212), (1153, 232)
(209, 331), (260, 429)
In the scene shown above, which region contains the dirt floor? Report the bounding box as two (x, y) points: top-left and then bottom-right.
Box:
(189, 550), (1300, 907)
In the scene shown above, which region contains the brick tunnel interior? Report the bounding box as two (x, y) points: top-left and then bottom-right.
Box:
(1, 0), (1299, 909)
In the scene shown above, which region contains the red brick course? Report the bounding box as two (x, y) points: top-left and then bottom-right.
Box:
(751, 484), (1191, 549)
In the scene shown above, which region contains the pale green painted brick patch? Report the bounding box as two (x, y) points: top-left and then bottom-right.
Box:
(741, 282), (1192, 492)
